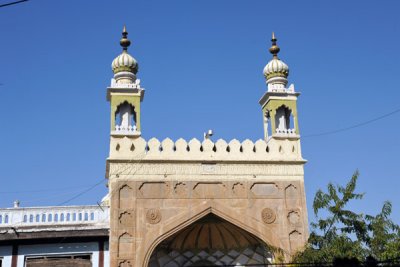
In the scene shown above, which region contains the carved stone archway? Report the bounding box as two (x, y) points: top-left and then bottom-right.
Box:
(148, 214), (273, 267)
(141, 201), (286, 267)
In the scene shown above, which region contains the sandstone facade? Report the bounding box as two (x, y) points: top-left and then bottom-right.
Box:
(106, 137), (308, 266)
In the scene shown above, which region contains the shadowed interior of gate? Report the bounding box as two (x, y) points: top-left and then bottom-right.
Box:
(149, 214), (273, 267)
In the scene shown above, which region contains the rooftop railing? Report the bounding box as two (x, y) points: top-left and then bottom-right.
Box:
(0, 205), (109, 228)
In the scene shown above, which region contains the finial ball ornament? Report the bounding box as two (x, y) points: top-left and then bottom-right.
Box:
(112, 26), (138, 75)
(263, 32), (289, 81)
(269, 32), (280, 57)
(120, 25), (131, 50)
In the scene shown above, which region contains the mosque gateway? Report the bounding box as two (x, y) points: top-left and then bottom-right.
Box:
(0, 28), (309, 267)
(105, 28), (309, 267)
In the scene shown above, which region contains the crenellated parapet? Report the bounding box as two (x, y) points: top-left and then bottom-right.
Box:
(108, 137), (305, 162)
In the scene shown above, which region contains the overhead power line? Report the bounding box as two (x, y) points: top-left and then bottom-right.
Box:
(57, 179), (106, 206)
(0, 184), (101, 194)
(0, 0), (28, 8)
(303, 107), (400, 138)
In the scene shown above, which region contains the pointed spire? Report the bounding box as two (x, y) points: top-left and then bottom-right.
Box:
(269, 32), (280, 58)
(112, 25), (138, 79)
(120, 25), (131, 51)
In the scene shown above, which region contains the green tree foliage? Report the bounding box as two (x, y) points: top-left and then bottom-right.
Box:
(366, 201), (400, 260)
(293, 171), (400, 263)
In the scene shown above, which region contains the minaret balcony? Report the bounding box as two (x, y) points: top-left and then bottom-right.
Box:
(275, 128), (299, 138)
(112, 125), (141, 136)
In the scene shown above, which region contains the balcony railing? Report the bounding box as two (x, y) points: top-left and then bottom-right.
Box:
(112, 125), (141, 136)
(275, 128), (297, 136)
(0, 205), (109, 228)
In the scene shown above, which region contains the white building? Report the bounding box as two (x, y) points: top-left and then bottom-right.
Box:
(0, 205), (109, 267)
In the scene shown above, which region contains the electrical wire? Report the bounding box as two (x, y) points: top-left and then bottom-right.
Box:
(302, 107), (400, 138)
(0, 184), (103, 194)
(17, 188), (97, 205)
(57, 178), (106, 206)
(0, 0), (28, 8)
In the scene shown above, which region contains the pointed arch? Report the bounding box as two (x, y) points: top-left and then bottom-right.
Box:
(142, 201), (285, 267)
(119, 184), (133, 209)
(275, 105), (293, 133)
(109, 93), (142, 133)
(118, 232), (133, 258)
(114, 101), (137, 132)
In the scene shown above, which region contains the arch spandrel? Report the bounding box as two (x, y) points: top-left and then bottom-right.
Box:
(140, 201), (285, 267)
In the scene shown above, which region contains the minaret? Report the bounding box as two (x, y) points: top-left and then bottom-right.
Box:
(259, 33), (300, 140)
(107, 26), (144, 137)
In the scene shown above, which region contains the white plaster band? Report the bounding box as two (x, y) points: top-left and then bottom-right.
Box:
(266, 76), (288, 85)
(114, 71), (136, 82)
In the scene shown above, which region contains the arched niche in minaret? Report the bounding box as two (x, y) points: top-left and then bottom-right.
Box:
(114, 101), (137, 133)
(275, 105), (295, 134)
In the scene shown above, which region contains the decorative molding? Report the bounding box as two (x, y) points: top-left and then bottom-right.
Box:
(139, 182), (169, 198)
(118, 232), (133, 258)
(285, 184), (298, 198)
(174, 182), (188, 197)
(146, 209), (161, 224)
(261, 208), (276, 224)
(251, 183), (279, 196)
(108, 163), (304, 177)
(232, 182), (246, 197)
(119, 185), (134, 209)
(193, 182), (227, 198)
(119, 211), (134, 227)
(289, 230), (303, 253)
(287, 210), (300, 225)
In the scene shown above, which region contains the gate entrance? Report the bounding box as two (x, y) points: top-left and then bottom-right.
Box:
(149, 214), (273, 267)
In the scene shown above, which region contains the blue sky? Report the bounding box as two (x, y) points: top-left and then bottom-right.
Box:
(1, 0), (399, 225)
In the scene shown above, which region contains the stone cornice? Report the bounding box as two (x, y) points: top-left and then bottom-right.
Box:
(106, 162), (305, 179)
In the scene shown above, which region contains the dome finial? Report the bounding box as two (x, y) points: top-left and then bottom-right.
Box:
(263, 32), (289, 88)
(269, 32), (280, 58)
(112, 25), (139, 82)
(120, 25), (131, 51)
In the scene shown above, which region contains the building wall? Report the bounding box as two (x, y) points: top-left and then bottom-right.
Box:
(107, 137), (309, 266)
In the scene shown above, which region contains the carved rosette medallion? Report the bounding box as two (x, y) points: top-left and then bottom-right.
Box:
(261, 208), (276, 224)
(146, 209), (161, 224)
